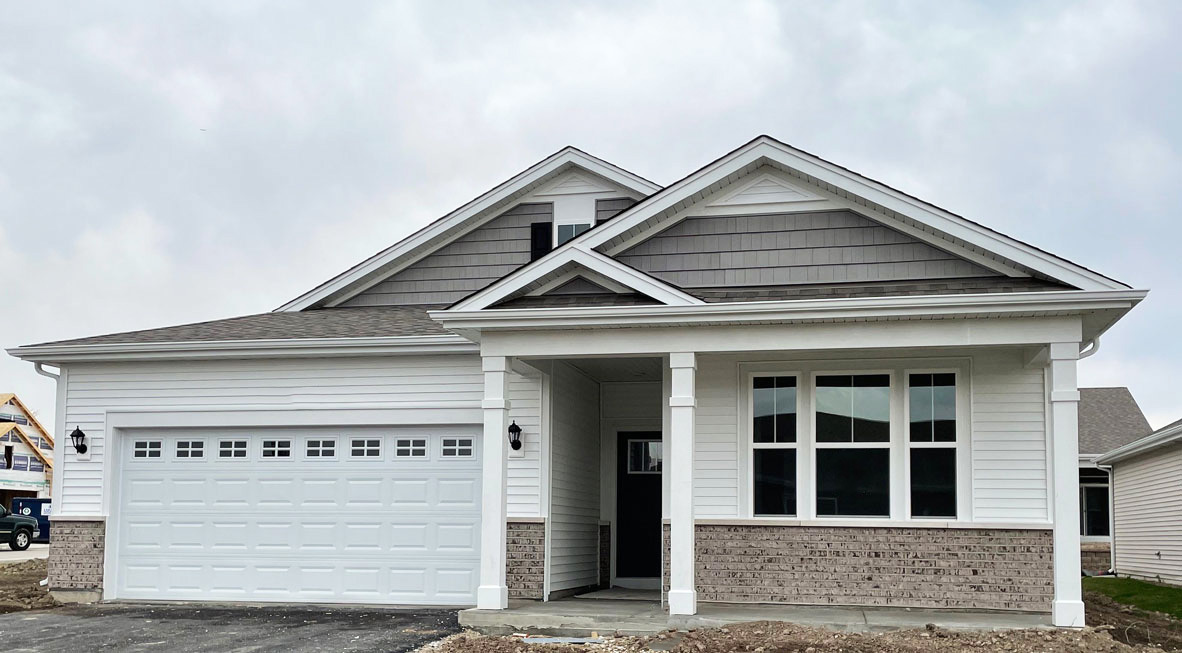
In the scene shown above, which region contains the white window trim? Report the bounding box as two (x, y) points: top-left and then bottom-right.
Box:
(1079, 481), (1112, 542)
(903, 368), (969, 520)
(260, 438), (293, 459)
(217, 439), (250, 460)
(349, 437), (382, 458)
(131, 439), (162, 460)
(740, 357), (973, 524)
(394, 437), (428, 459)
(173, 438), (206, 462)
(625, 437), (663, 475)
(303, 436), (338, 460)
(748, 372), (801, 517)
(441, 437), (475, 458)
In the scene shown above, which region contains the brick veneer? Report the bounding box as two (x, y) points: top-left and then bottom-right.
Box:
(48, 520), (105, 592)
(507, 520), (545, 599)
(1081, 542), (1111, 575)
(663, 524), (1054, 612)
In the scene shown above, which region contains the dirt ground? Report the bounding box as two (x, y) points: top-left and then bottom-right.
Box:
(425, 591), (1182, 653)
(0, 558), (57, 613)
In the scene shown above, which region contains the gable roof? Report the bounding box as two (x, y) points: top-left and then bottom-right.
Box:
(277, 146), (661, 312)
(1078, 387), (1154, 456)
(0, 393), (54, 451)
(1097, 415), (1182, 465)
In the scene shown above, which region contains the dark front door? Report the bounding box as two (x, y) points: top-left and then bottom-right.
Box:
(616, 431), (662, 578)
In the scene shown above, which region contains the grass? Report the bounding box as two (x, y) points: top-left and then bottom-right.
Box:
(1084, 576), (1182, 619)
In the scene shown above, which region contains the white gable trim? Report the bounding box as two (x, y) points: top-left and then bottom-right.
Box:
(525, 269), (633, 296)
(575, 137), (1126, 291)
(447, 247), (704, 311)
(276, 147), (661, 312)
(709, 171), (823, 207)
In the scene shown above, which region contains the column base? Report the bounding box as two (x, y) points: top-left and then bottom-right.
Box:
(667, 588), (697, 616)
(476, 584), (508, 610)
(1052, 599), (1085, 628)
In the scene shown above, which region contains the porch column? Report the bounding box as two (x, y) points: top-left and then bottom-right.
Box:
(477, 355), (511, 610)
(667, 352), (697, 615)
(1048, 342), (1084, 627)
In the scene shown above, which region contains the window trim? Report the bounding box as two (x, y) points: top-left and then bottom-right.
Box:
(304, 437), (338, 460)
(394, 438), (428, 459)
(740, 358), (972, 524)
(441, 437), (475, 458)
(349, 438), (382, 458)
(903, 367), (970, 521)
(217, 439), (250, 460)
(810, 369), (895, 519)
(626, 438), (663, 475)
(748, 372), (801, 517)
(260, 439), (293, 459)
(174, 438), (206, 461)
(1080, 480), (1112, 541)
(131, 439), (163, 460)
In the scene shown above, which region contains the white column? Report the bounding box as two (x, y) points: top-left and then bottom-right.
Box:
(667, 352), (697, 616)
(1048, 342), (1084, 627)
(477, 355), (511, 610)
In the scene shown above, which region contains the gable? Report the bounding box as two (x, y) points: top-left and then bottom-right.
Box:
(492, 273), (661, 309)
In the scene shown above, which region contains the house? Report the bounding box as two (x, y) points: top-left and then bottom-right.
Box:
(0, 394), (54, 508)
(1076, 387), (1153, 575)
(1095, 417), (1182, 586)
(6, 136), (1147, 628)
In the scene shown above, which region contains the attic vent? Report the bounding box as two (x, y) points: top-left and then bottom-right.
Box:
(530, 222), (552, 261)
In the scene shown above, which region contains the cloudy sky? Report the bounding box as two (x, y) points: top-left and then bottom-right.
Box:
(2, 1), (1179, 431)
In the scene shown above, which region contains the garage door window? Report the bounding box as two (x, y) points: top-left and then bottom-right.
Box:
(175, 440), (204, 458)
(351, 439), (381, 457)
(306, 439), (336, 458)
(396, 439), (426, 457)
(442, 438), (473, 457)
(133, 440), (162, 458)
(262, 440), (292, 458)
(219, 440), (247, 458)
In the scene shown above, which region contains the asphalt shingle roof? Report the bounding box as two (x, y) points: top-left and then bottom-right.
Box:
(1078, 387), (1154, 455)
(27, 306), (449, 347)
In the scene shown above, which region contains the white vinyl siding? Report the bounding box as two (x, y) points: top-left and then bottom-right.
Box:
(57, 355), (543, 518)
(1112, 447), (1182, 586)
(548, 363), (601, 593)
(689, 348), (1048, 522)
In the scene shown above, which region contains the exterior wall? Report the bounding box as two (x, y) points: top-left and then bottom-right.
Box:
(56, 354), (544, 519)
(342, 202), (552, 306)
(1112, 446), (1182, 586)
(596, 197), (635, 223)
(47, 519), (105, 592)
(616, 210), (998, 289)
(690, 348), (1049, 521)
(547, 363), (601, 594)
(506, 520), (545, 599)
(663, 524), (1054, 612)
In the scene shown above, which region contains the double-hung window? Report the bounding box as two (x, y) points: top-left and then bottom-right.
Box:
(814, 374), (891, 517)
(751, 376), (797, 516)
(907, 373), (958, 518)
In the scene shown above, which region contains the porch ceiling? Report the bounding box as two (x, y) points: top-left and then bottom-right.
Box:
(567, 357), (662, 382)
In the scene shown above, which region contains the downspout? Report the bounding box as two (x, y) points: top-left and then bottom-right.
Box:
(1096, 461), (1116, 575)
(33, 363), (59, 381)
(1078, 337), (1100, 360)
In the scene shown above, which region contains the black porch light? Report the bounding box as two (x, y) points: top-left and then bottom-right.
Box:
(507, 421), (523, 451)
(69, 426), (88, 454)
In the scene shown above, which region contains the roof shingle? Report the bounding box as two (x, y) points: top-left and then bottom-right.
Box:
(1078, 387), (1154, 455)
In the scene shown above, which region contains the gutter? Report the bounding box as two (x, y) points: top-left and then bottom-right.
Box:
(7, 334), (477, 364)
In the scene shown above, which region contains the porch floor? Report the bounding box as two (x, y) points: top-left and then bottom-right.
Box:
(458, 598), (1052, 636)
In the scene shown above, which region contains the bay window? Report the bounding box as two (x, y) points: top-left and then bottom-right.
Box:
(814, 374), (891, 517)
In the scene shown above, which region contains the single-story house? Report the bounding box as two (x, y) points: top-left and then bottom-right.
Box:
(1076, 387), (1153, 574)
(0, 393), (54, 507)
(7, 136), (1147, 628)
(1096, 417), (1182, 586)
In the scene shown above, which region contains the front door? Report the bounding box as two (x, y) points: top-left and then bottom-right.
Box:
(616, 431), (662, 580)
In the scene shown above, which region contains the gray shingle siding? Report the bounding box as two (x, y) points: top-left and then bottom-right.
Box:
(616, 210), (1000, 288)
(596, 197), (636, 223)
(689, 277), (1070, 302)
(342, 202), (553, 306)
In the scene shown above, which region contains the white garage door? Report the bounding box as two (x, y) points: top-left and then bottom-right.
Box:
(113, 427), (481, 605)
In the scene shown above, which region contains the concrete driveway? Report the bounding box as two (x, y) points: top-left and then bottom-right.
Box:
(0, 543), (48, 564)
(0, 603), (460, 652)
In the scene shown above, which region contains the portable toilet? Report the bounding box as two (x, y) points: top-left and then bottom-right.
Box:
(11, 497), (50, 543)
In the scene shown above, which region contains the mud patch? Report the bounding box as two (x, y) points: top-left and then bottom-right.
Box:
(0, 558), (58, 614)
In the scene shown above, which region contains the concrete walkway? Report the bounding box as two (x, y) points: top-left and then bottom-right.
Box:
(459, 598), (1051, 636)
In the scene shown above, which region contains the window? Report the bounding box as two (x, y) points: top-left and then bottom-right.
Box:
(219, 440), (248, 458)
(627, 440), (662, 474)
(908, 373), (958, 518)
(530, 222), (552, 261)
(262, 440), (292, 458)
(306, 439), (336, 457)
(556, 223), (590, 245)
(351, 439), (381, 457)
(176, 440), (204, 458)
(395, 439), (426, 457)
(752, 376), (797, 516)
(1080, 468), (1111, 537)
(815, 374), (890, 517)
(442, 438), (473, 457)
(133, 440), (162, 459)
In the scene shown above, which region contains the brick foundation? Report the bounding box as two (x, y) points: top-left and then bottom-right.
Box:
(1081, 542), (1111, 575)
(598, 524), (611, 589)
(47, 519), (105, 598)
(663, 524), (1054, 612)
(507, 520), (545, 599)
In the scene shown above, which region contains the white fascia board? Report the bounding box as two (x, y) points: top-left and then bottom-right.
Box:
(6, 334), (477, 364)
(446, 246), (704, 311)
(275, 148), (661, 312)
(575, 137), (1126, 291)
(433, 289), (1146, 331)
(1096, 420), (1182, 465)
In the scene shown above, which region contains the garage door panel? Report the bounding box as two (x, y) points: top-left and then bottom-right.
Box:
(116, 428), (482, 605)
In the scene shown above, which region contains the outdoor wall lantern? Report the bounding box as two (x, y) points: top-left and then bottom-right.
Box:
(507, 421), (523, 451)
(69, 426), (88, 454)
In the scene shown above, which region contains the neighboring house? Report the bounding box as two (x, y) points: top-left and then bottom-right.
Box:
(1096, 417), (1182, 587)
(6, 136), (1147, 628)
(1077, 387), (1153, 574)
(0, 394), (54, 508)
